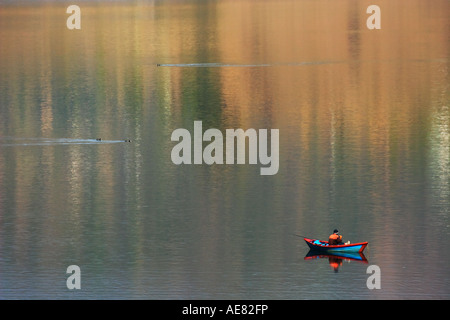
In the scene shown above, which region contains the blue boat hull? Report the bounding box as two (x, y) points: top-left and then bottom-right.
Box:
(304, 238), (368, 253)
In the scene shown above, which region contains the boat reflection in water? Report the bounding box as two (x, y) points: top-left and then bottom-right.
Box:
(304, 251), (368, 273)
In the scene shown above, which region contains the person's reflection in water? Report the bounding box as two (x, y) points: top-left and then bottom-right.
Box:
(328, 256), (343, 272)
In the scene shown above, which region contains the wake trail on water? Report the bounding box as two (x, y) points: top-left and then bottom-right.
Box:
(156, 58), (447, 68)
(156, 61), (344, 67)
(0, 137), (127, 147)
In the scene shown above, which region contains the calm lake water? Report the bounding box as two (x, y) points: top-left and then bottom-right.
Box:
(0, 0), (449, 299)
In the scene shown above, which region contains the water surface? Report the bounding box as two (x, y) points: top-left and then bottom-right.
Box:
(0, 0), (449, 299)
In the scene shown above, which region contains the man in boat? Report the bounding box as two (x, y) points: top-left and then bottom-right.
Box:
(329, 229), (343, 245)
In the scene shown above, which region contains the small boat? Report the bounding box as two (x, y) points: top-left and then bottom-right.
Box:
(304, 237), (368, 253)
